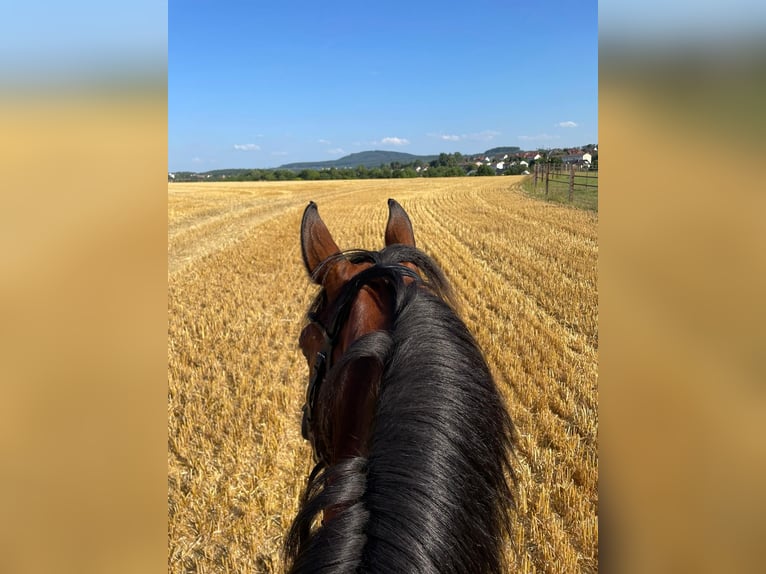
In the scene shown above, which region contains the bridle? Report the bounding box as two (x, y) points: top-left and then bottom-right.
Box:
(299, 261), (423, 467)
(300, 311), (334, 463)
(300, 270), (361, 467)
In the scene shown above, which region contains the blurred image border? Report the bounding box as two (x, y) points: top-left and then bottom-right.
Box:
(600, 3), (765, 571)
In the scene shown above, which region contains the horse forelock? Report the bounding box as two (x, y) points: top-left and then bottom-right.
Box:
(305, 245), (456, 324)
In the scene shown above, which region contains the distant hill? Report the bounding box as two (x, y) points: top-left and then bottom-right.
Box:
(280, 150), (439, 170)
(483, 146), (521, 156)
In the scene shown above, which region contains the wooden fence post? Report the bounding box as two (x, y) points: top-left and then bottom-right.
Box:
(534, 164), (538, 188)
(568, 163), (575, 202)
(545, 163), (550, 197)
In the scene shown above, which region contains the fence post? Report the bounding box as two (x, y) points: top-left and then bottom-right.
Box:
(534, 163), (538, 188)
(568, 163), (575, 202)
(545, 163), (549, 197)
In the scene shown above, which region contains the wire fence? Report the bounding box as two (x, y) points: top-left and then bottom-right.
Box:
(533, 162), (598, 202)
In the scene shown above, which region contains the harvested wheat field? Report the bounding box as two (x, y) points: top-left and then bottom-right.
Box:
(168, 177), (598, 573)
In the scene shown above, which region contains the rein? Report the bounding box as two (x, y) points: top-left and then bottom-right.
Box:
(300, 262), (422, 467)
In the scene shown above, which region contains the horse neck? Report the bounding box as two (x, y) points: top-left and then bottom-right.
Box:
(288, 290), (514, 573)
(357, 291), (513, 571)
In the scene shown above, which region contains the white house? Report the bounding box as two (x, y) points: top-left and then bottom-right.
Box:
(533, 154), (542, 161)
(496, 162), (505, 170)
(583, 153), (592, 164)
(519, 160), (529, 167)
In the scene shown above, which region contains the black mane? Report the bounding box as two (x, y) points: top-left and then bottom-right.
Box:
(287, 245), (515, 573)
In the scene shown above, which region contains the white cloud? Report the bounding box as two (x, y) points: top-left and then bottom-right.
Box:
(233, 143), (260, 151)
(318, 139), (331, 144)
(327, 148), (345, 155)
(192, 157), (202, 163)
(380, 137), (409, 146)
(518, 134), (561, 141)
(557, 121), (578, 128)
(428, 130), (499, 142)
(466, 130), (500, 141)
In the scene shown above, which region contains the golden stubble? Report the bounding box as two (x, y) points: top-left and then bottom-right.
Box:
(168, 177), (598, 573)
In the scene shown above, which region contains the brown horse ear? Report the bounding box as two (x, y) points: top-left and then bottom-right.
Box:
(385, 198), (416, 247)
(301, 201), (339, 281)
(301, 202), (353, 291)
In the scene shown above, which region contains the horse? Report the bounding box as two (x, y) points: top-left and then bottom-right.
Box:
(285, 199), (515, 573)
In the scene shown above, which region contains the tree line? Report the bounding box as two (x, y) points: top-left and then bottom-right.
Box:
(172, 153), (535, 182)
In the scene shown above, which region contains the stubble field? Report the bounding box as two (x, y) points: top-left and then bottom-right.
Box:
(168, 177), (598, 572)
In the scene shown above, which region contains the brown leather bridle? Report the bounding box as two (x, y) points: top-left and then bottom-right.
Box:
(299, 262), (422, 467)
(300, 313), (334, 463)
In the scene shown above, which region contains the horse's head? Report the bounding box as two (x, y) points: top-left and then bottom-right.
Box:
(298, 199), (417, 467)
(289, 200), (515, 572)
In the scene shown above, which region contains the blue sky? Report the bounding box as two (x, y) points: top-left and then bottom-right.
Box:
(169, 0), (597, 171)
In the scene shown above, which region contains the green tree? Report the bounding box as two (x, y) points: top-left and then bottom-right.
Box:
(476, 165), (495, 176)
(298, 169), (320, 180)
(273, 169), (297, 180)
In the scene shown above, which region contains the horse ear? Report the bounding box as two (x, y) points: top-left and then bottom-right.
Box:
(301, 202), (353, 291)
(385, 198), (416, 247)
(301, 201), (340, 281)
